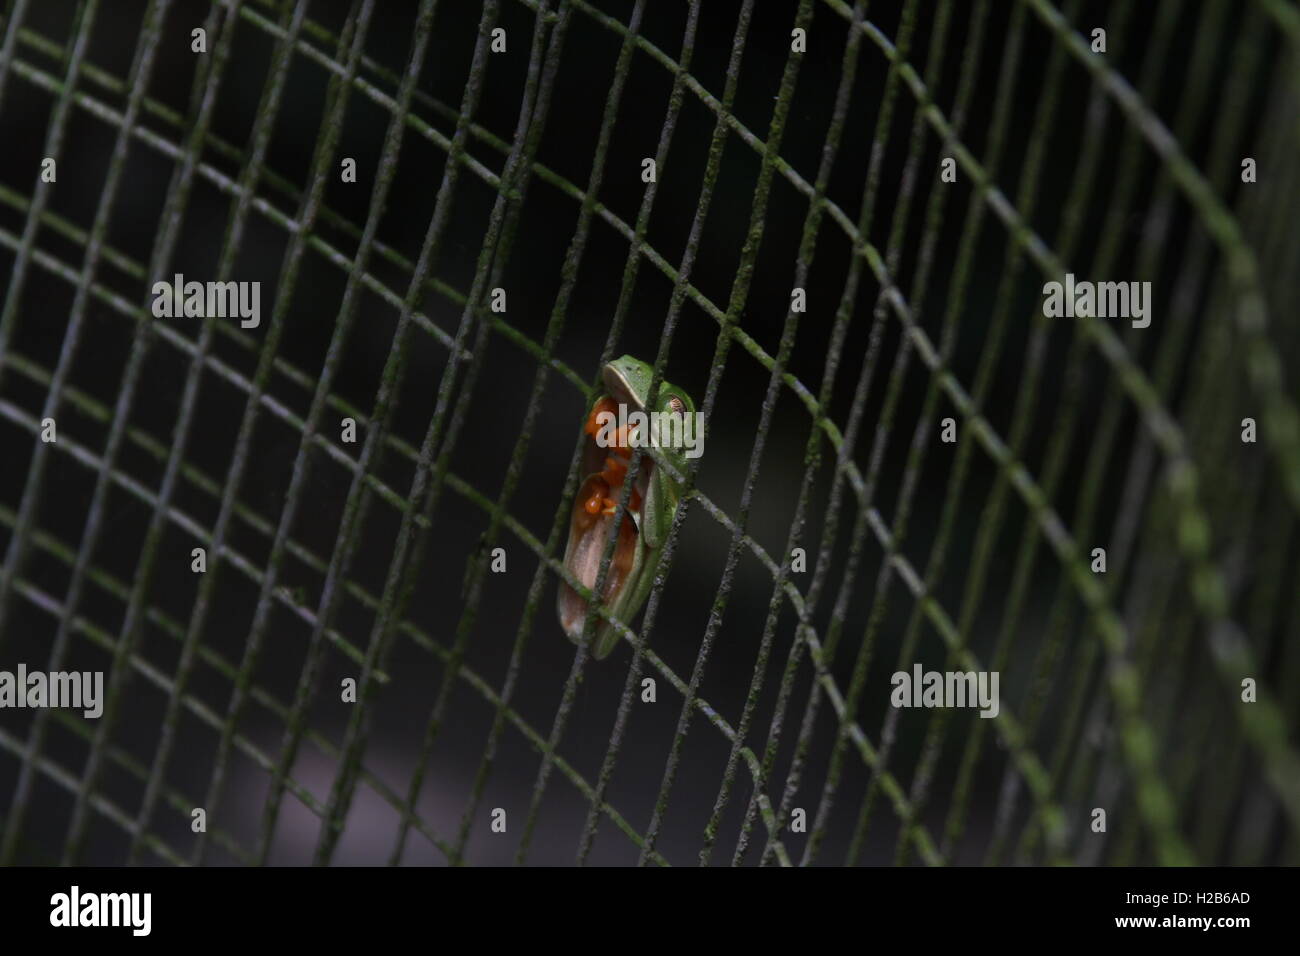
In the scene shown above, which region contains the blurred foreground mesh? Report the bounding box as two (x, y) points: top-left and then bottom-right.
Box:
(0, 0), (1298, 866)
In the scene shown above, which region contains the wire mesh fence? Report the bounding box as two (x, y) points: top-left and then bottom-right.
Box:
(0, 0), (1297, 866)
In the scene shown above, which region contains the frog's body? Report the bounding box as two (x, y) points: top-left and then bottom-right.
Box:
(556, 356), (696, 659)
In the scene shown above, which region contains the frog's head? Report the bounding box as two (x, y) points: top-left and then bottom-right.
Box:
(602, 354), (695, 418)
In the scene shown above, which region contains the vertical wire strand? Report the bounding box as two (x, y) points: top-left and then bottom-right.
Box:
(1, 0), (234, 865)
(1033, 0), (1245, 864)
(0, 0), (175, 859)
(631, 0), (816, 867)
(692, 0), (872, 868)
(0, 0), (101, 638)
(736, 0), (935, 867)
(837, 0), (1029, 864)
(377, 0), (566, 867)
(189, 0), (442, 864)
(565, 0), (752, 866)
(486, 0), (702, 868)
(62, 0), (312, 865)
(194, 0), (378, 865)
(0, 0), (105, 857)
(991, 0), (1191, 865)
(758, 0), (969, 867)
(257, 0), (491, 866)
(940, 0), (1143, 862)
(552, 0), (768, 865)
(0, 0), (34, 109)
(798, 0), (990, 867)
(299, 0), (515, 867)
(891, 0), (1099, 866)
(1103, 3), (1289, 865)
(1003, 0), (1257, 865)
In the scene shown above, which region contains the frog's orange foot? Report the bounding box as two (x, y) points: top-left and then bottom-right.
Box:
(583, 478), (611, 515)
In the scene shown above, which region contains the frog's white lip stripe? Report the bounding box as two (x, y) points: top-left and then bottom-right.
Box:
(601, 363), (645, 412)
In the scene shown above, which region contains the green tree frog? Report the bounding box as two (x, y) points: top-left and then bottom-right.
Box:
(556, 355), (699, 659)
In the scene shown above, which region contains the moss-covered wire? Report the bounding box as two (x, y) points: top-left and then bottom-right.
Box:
(320, 0), (560, 867)
(697, 0), (874, 867)
(63, 0), (310, 865)
(739, 0), (929, 866)
(893, 0), (1096, 866)
(0, 356), (671, 864)
(940, 0), (1142, 861)
(259, 0), (499, 867)
(0, 0), (101, 636)
(223, 0), (382, 865)
(1, 0), (1294, 866)
(775, 0), (972, 867)
(555, 0), (701, 867)
(188, 0), (442, 865)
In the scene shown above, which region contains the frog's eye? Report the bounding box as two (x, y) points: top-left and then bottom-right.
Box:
(667, 395), (685, 415)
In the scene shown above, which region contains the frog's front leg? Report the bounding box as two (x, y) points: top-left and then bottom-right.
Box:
(640, 446), (683, 552)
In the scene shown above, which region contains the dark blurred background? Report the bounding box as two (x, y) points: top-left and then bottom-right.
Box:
(0, 0), (1297, 866)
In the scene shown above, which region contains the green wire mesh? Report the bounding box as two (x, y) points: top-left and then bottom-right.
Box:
(0, 0), (1298, 866)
